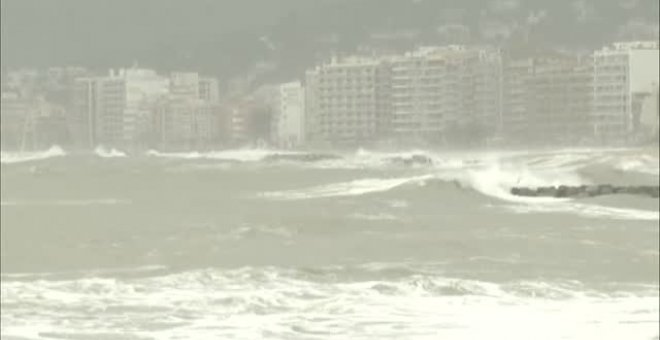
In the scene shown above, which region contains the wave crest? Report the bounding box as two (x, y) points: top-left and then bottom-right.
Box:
(0, 146), (66, 164)
(94, 146), (127, 158)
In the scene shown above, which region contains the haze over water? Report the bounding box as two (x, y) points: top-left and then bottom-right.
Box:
(1, 147), (658, 339)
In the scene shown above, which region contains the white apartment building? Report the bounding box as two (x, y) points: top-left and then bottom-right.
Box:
(637, 83), (659, 140)
(390, 46), (502, 145)
(73, 76), (125, 148)
(592, 41), (660, 145)
(501, 55), (593, 146)
(73, 68), (169, 148)
(121, 68), (170, 145)
(170, 72), (200, 101)
(305, 56), (391, 146)
(272, 81), (305, 148)
(153, 98), (220, 150)
(199, 77), (220, 103)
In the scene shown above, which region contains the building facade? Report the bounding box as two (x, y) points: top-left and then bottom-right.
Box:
(390, 46), (502, 146)
(272, 81), (305, 148)
(500, 55), (593, 146)
(152, 98), (220, 150)
(591, 41), (660, 145)
(305, 57), (391, 147)
(72, 68), (169, 149)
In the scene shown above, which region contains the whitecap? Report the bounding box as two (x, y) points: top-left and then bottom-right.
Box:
(0, 146), (66, 164)
(94, 146), (127, 158)
(259, 175), (434, 200)
(1, 267), (657, 340)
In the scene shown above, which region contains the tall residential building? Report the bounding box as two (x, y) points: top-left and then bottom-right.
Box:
(72, 76), (125, 148)
(1, 91), (33, 149)
(152, 98), (220, 150)
(501, 58), (534, 142)
(501, 55), (593, 146)
(272, 81), (305, 148)
(637, 83), (659, 142)
(305, 56), (391, 146)
(170, 72), (200, 101)
(390, 46), (502, 145)
(199, 77), (220, 103)
(73, 68), (169, 148)
(1, 92), (67, 150)
(122, 68), (170, 146)
(591, 41), (660, 145)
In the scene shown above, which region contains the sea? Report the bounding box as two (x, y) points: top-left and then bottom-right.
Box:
(1, 145), (659, 340)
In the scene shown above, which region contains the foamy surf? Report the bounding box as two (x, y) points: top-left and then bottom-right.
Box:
(146, 148), (303, 162)
(0, 146), (66, 164)
(612, 155), (660, 176)
(94, 146), (127, 158)
(1, 267), (657, 340)
(259, 175), (435, 200)
(501, 202), (660, 221)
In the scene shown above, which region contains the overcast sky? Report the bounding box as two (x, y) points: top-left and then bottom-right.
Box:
(2, 0), (658, 77)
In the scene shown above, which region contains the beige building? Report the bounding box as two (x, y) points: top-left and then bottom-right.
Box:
(272, 81), (305, 148)
(305, 56), (391, 146)
(501, 55), (593, 146)
(152, 98), (220, 150)
(73, 68), (169, 149)
(390, 46), (502, 146)
(591, 41), (660, 145)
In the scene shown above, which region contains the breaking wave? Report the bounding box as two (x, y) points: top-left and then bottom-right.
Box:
(260, 161), (585, 203)
(94, 146), (127, 158)
(260, 175), (435, 200)
(1, 266), (657, 340)
(611, 154), (660, 175)
(0, 146), (66, 164)
(146, 148), (304, 162)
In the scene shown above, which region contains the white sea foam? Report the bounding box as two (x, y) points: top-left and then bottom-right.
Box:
(0, 146), (66, 164)
(1, 267), (657, 340)
(612, 154), (660, 175)
(502, 202), (660, 221)
(260, 175), (434, 200)
(94, 146), (127, 158)
(259, 158), (588, 203)
(146, 148), (303, 162)
(453, 162), (585, 203)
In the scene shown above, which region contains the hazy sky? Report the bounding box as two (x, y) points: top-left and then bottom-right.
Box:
(1, 0), (658, 77)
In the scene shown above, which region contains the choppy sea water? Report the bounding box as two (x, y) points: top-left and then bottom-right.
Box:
(1, 147), (659, 339)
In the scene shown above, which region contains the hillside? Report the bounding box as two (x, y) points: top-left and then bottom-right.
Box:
(1, 0), (658, 83)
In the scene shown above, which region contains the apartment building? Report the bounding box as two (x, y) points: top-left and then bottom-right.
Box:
(72, 76), (126, 148)
(72, 68), (169, 148)
(272, 81), (305, 148)
(390, 46), (502, 146)
(152, 98), (220, 150)
(501, 55), (593, 146)
(199, 77), (220, 104)
(305, 56), (391, 146)
(592, 41), (659, 145)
